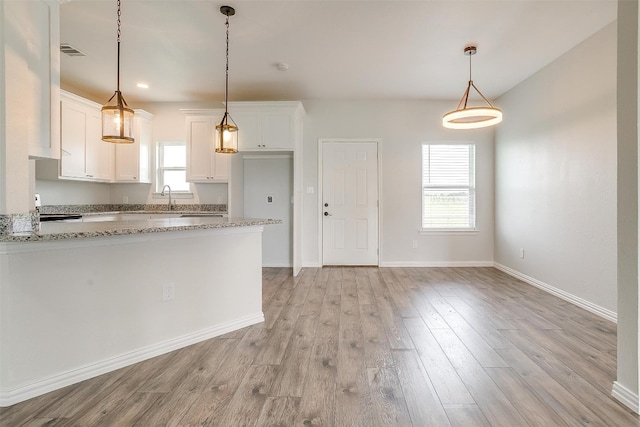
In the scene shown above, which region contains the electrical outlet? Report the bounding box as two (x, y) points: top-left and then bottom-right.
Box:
(412, 240), (418, 249)
(519, 248), (525, 259)
(162, 283), (175, 302)
(123, 196), (129, 203)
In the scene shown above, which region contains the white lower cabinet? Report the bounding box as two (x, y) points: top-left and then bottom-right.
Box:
(183, 111), (229, 182)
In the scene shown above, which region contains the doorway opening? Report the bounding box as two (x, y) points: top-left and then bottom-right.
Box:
(244, 155), (293, 267)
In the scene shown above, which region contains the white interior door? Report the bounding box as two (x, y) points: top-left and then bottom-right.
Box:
(322, 141), (378, 265)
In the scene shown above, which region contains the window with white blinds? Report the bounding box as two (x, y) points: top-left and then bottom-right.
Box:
(422, 143), (476, 230)
(156, 141), (190, 192)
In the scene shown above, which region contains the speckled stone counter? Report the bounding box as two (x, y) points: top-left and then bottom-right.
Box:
(0, 204), (228, 235)
(38, 203), (228, 214)
(0, 216), (281, 242)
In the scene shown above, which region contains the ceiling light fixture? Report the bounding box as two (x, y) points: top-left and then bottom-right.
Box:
(215, 5), (238, 154)
(443, 45), (502, 130)
(101, 0), (134, 143)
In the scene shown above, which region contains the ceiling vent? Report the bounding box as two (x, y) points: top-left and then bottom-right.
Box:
(60, 44), (86, 57)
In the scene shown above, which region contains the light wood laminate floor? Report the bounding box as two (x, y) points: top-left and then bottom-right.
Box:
(1, 267), (638, 426)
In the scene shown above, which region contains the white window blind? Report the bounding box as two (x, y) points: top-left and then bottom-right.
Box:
(157, 141), (189, 192)
(422, 143), (476, 230)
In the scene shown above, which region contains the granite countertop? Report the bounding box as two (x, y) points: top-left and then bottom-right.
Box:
(0, 216), (281, 243)
(78, 210), (228, 217)
(38, 203), (227, 214)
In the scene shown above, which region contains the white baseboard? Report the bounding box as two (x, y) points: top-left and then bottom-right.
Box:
(612, 381), (639, 414)
(302, 261), (321, 268)
(380, 261), (495, 268)
(303, 261), (494, 268)
(0, 312), (264, 407)
(494, 263), (617, 323)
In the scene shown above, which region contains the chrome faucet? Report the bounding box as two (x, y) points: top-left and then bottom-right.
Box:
(161, 185), (172, 210)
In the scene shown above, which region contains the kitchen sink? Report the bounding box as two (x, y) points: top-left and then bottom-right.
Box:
(180, 213), (225, 218)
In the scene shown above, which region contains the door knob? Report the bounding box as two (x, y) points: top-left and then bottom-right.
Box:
(324, 212), (331, 216)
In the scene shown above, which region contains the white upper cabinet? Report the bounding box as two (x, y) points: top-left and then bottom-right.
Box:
(183, 110), (229, 183)
(114, 110), (153, 183)
(85, 109), (114, 180)
(228, 102), (305, 151)
(4, 0), (61, 160)
(59, 91), (113, 182)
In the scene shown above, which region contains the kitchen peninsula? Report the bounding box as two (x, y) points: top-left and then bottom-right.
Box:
(0, 215), (279, 406)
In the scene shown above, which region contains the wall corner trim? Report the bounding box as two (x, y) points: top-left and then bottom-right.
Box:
(612, 381), (640, 414)
(494, 263), (617, 323)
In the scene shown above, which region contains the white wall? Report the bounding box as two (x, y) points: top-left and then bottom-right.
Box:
(35, 179), (111, 205)
(243, 156), (293, 267)
(494, 23), (617, 315)
(301, 100), (495, 267)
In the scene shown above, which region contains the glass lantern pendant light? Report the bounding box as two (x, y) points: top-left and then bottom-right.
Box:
(101, 0), (134, 143)
(215, 6), (238, 153)
(443, 45), (502, 130)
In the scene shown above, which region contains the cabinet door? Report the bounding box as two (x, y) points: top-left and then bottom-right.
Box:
(114, 142), (139, 181)
(60, 101), (87, 178)
(213, 151), (230, 181)
(136, 115), (152, 183)
(21, 0), (60, 160)
(234, 111), (262, 151)
(85, 111), (114, 181)
(262, 112), (293, 149)
(186, 116), (215, 182)
(114, 112), (152, 182)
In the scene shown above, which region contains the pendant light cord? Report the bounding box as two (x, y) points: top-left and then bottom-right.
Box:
(224, 13), (230, 115)
(116, 0), (121, 96)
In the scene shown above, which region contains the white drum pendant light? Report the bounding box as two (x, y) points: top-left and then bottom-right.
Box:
(215, 6), (238, 154)
(443, 46), (502, 130)
(102, 0), (135, 143)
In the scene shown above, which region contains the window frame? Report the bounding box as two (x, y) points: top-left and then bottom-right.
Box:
(420, 142), (477, 235)
(155, 141), (192, 196)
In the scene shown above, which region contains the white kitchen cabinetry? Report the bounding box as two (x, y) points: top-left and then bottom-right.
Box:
(60, 91), (114, 182)
(228, 102), (304, 151)
(114, 110), (153, 182)
(183, 111), (229, 182)
(4, 0), (61, 160)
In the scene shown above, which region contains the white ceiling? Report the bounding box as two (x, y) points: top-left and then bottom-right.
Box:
(60, 0), (617, 105)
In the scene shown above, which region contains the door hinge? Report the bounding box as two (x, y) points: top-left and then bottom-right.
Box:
(377, 248), (379, 255)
